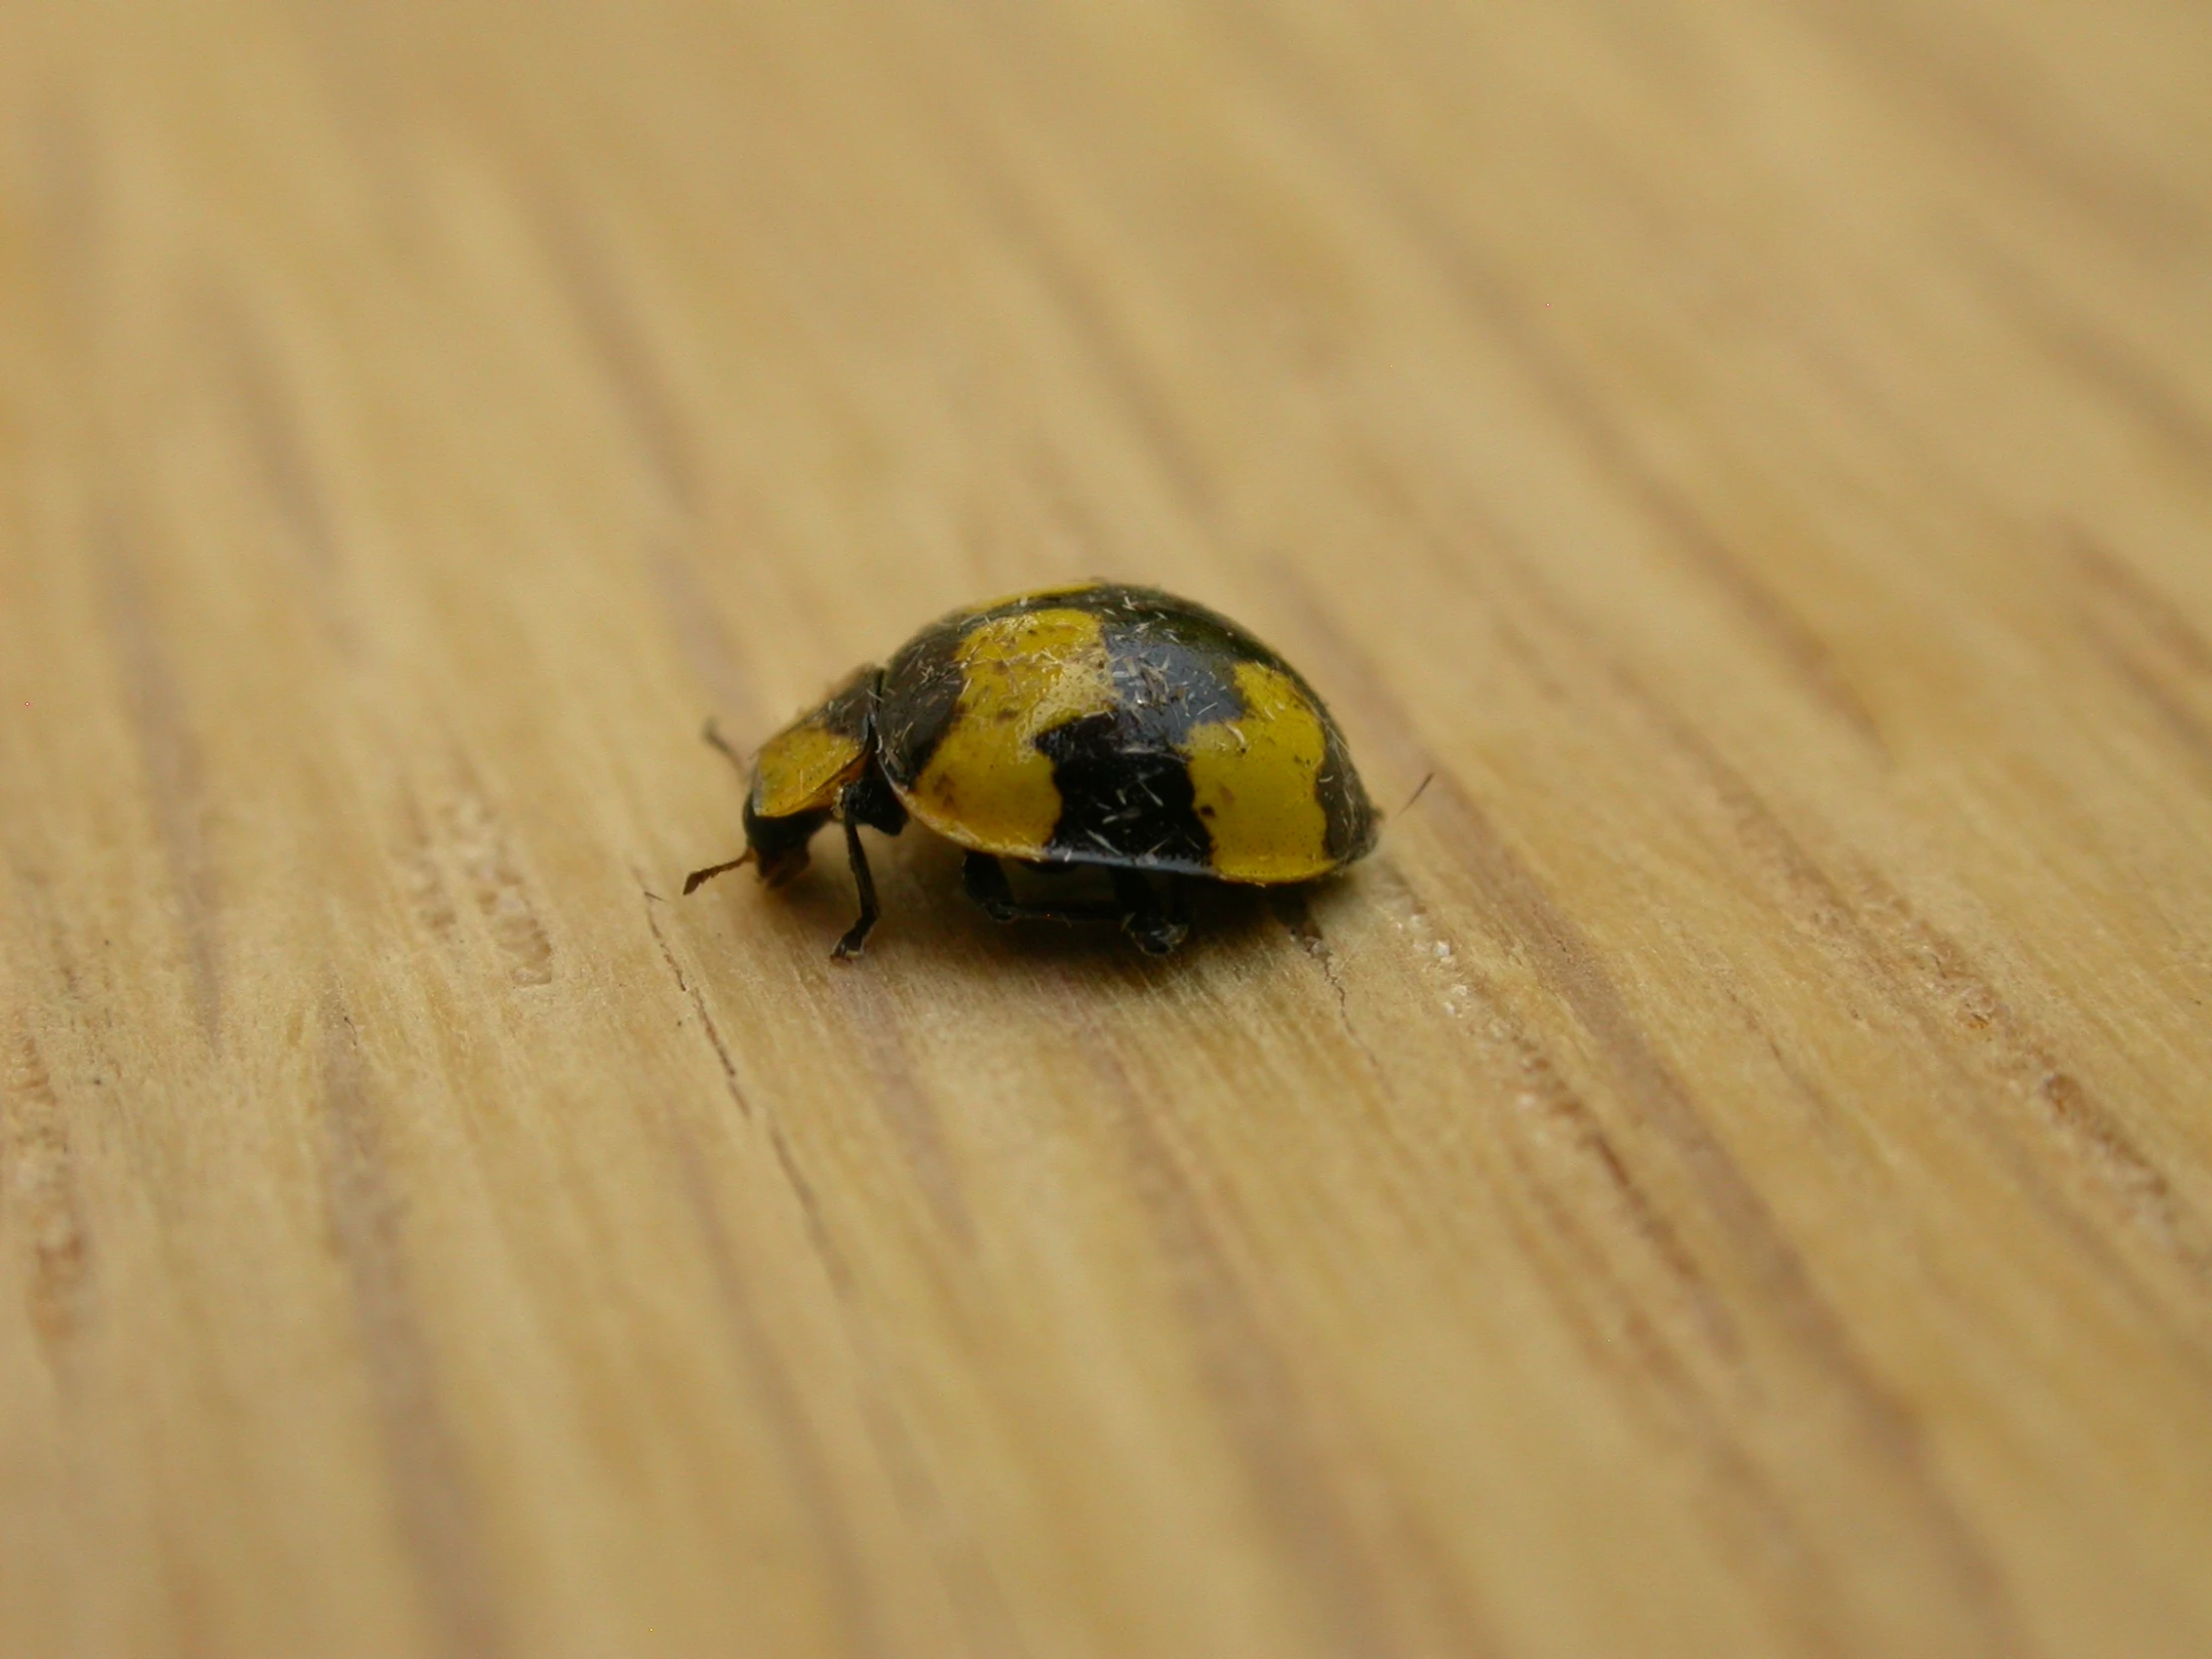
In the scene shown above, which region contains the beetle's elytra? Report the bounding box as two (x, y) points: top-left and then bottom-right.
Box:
(684, 582), (1379, 957)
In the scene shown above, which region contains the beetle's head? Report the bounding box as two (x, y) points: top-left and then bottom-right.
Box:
(688, 668), (879, 894)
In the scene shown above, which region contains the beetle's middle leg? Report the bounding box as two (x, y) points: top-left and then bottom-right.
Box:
(1112, 869), (1189, 956)
(962, 853), (1120, 928)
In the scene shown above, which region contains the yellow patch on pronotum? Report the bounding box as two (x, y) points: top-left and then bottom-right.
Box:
(908, 608), (1117, 853)
(751, 722), (867, 820)
(1184, 662), (1333, 882)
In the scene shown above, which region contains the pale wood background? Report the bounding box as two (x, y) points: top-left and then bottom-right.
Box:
(3, 1), (2210, 1655)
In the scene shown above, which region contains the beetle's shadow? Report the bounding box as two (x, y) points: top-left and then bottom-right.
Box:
(820, 832), (1288, 974)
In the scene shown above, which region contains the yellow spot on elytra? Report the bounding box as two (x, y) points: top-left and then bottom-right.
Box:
(752, 721), (865, 820)
(1185, 662), (1333, 882)
(907, 609), (1115, 853)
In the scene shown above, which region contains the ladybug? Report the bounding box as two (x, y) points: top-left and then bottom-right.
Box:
(683, 582), (1379, 957)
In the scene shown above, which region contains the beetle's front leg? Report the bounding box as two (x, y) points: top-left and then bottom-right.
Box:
(830, 817), (879, 960)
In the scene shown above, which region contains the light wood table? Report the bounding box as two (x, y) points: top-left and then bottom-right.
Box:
(4, 2), (2209, 1654)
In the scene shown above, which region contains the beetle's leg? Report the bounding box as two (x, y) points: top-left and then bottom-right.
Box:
(702, 718), (748, 775)
(682, 849), (755, 894)
(685, 720), (763, 895)
(962, 852), (1119, 926)
(830, 817), (880, 960)
(962, 852), (1039, 921)
(1113, 869), (1190, 956)
(961, 852), (1020, 919)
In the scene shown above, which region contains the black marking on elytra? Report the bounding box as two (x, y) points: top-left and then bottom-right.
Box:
(1086, 590), (1377, 868)
(1036, 711), (1212, 870)
(1099, 608), (1247, 747)
(875, 622), (967, 788)
(1073, 585), (1300, 674)
(814, 667), (879, 743)
(1319, 714), (1379, 865)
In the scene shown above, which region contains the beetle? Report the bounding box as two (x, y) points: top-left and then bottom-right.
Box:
(683, 581), (1379, 957)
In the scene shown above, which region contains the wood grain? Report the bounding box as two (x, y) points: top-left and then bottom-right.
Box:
(4, 1), (2210, 1653)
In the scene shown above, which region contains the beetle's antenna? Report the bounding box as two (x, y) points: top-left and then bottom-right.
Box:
(1394, 771), (1437, 819)
(683, 849), (755, 894)
(702, 718), (748, 774)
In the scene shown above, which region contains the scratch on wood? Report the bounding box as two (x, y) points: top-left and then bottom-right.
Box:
(96, 511), (222, 1037)
(321, 1007), (509, 1659)
(636, 1032), (887, 1658)
(640, 886), (751, 1120)
(642, 888), (1024, 1654)
(3, 1021), (92, 1359)
(1265, 888), (1383, 1077)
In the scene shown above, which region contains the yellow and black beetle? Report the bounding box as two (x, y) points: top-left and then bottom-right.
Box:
(684, 582), (1379, 957)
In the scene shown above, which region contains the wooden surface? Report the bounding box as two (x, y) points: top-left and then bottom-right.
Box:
(4, 1), (2210, 1654)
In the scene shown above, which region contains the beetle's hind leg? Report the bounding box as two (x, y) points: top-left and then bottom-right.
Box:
(1113, 870), (1189, 956)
